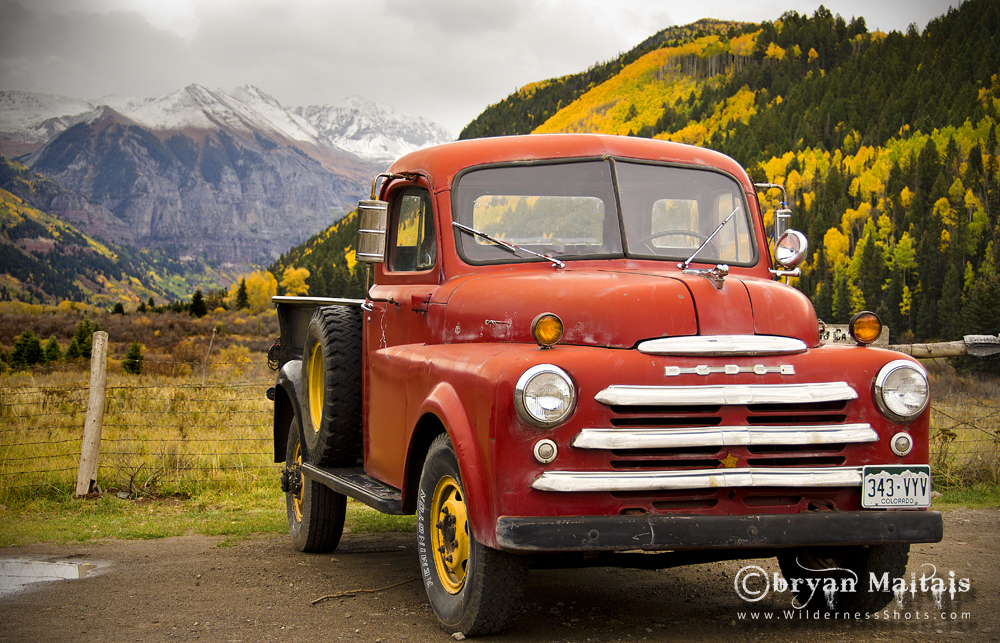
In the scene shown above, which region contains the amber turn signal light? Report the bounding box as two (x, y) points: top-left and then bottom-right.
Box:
(849, 311), (882, 345)
(531, 313), (564, 348)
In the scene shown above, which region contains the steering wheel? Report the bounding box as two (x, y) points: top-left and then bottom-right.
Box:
(636, 229), (709, 254)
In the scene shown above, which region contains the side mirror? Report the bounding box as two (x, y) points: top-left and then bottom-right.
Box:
(355, 198), (388, 263)
(774, 229), (808, 269)
(355, 173), (394, 264)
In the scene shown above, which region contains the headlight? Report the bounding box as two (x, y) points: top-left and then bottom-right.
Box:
(514, 364), (576, 428)
(874, 360), (929, 421)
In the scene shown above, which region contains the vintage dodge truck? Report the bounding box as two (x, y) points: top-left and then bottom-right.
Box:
(270, 134), (942, 635)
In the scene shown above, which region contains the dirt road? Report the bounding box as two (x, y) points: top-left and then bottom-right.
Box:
(1, 508), (997, 642)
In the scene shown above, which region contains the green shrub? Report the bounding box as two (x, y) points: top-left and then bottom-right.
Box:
(123, 341), (143, 375)
(10, 330), (43, 370)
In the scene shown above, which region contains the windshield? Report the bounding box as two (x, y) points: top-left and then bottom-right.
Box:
(453, 159), (756, 266)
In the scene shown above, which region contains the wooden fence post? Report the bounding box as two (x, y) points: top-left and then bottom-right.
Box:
(75, 331), (109, 497)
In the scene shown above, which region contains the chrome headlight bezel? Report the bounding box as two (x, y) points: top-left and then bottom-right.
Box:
(514, 364), (576, 429)
(874, 360), (930, 422)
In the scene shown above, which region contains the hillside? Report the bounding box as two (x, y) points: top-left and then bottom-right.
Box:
(268, 208), (368, 299)
(453, 1), (999, 344)
(0, 157), (241, 305)
(460, 19), (751, 140)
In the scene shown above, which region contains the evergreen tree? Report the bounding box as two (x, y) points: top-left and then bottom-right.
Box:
(832, 267), (851, 323)
(235, 278), (249, 310)
(962, 275), (1000, 337)
(936, 263), (964, 340)
(72, 319), (95, 359)
(190, 289), (208, 318)
(122, 341), (143, 375)
(856, 230), (885, 312)
(43, 336), (62, 364)
(112, 302), (125, 315)
(10, 330), (44, 370)
(65, 337), (82, 360)
(882, 266), (906, 340)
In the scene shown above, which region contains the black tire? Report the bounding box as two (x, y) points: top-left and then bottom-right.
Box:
(417, 434), (526, 636)
(777, 544), (909, 612)
(300, 306), (363, 466)
(284, 419), (347, 552)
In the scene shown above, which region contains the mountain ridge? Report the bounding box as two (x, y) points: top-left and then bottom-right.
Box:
(0, 85), (453, 273)
(0, 85), (453, 164)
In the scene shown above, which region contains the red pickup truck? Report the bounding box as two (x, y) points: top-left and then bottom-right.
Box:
(270, 134), (942, 636)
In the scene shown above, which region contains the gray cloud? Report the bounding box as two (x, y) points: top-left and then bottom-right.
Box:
(0, 0), (957, 135)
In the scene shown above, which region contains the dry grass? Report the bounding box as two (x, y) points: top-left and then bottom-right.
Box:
(926, 360), (1000, 488)
(0, 363), (275, 503)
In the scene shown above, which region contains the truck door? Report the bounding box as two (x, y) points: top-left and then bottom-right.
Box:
(364, 185), (439, 486)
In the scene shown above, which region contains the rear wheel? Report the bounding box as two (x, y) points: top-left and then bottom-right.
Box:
(417, 434), (526, 636)
(283, 419), (346, 552)
(777, 544), (909, 611)
(300, 306), (363, 466)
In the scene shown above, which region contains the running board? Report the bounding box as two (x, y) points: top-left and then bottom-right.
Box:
(300, 464), (405, 515)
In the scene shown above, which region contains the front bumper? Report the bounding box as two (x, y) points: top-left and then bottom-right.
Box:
(495, 510), (943, 553)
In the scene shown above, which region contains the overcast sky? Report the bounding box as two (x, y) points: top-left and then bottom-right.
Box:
(0, 0), (957, 136)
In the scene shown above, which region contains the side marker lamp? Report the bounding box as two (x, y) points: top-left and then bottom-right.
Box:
(531, 313), (564, 348)
(850, 311), (882, 346)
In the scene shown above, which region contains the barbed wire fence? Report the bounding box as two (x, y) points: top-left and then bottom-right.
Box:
(0, 332), (277, 498)
(1, 334), (999, 498)
(929, 390), (1000, 487)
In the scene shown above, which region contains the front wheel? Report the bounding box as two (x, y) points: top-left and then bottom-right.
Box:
(417, 434), (526, 636)
(283, 419), (346, 552)
(777, 544), (909, 612)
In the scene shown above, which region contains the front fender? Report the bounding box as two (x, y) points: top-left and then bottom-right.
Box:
(273, 360), (304, 462)
(415, 381), (498, 547)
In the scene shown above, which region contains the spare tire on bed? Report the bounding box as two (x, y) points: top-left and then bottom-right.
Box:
(299, 305), (363, 466)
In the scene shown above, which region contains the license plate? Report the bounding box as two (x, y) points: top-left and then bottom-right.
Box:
(862, 465), (932, 508)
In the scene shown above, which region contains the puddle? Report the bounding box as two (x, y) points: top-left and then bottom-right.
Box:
(0, 559), (97, 597)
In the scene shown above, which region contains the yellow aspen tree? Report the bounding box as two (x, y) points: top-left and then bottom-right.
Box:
(246, 271), (278, 314)
(280, 267), (311, 296)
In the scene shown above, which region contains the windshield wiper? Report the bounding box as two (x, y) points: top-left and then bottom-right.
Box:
(677, 206), (741, 270)
(452, 221), (566, 269)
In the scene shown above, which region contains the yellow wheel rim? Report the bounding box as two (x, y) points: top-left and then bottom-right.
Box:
(430, 475), (470, 594)
(291, 439), (304, 523)
(307, 343), (324, 434)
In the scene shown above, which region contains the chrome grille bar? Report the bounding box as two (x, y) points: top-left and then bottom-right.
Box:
(594, 382), (857, 407)
(531, 466), (863, 493)
(571, 424), (877, 450)
(638, 335), (807, 356)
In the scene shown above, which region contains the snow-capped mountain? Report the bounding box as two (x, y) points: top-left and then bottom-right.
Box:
(124, 84), (323, 145)
(294, 95), (454, 164)
(0, 85), (453, 164)
(0, 91), (96, 147)
(0, 85), (454, 265)
(91, 94), (155, 114)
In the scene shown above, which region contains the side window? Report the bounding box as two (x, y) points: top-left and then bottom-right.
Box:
(390, 188), (436, 272)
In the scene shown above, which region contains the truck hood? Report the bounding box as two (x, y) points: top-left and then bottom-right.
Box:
(439, 269), (819, 348)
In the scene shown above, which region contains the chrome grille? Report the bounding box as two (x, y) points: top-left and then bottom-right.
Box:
(531, 382), (871, 494)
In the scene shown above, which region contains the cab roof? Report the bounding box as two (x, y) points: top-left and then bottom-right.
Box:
(386, 134), (754, 195)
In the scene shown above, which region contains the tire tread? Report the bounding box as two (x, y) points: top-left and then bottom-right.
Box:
(302, 306), (363, 466)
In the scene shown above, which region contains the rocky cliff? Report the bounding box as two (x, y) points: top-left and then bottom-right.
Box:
(1, 85), (452, 265)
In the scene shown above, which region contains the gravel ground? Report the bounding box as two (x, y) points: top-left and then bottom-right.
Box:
(1, 508), (996, 642)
